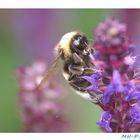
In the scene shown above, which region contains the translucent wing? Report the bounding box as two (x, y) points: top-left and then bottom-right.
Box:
(37, 55), (61, 90)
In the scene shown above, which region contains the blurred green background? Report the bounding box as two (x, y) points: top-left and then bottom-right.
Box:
(0, 9), (140, 132)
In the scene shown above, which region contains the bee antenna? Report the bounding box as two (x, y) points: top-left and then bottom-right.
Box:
(84, 41), (88, 46)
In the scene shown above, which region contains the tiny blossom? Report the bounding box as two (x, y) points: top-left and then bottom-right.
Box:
(82, 73), (102, 94)
(124, 82), (140, 101)
(124, 55), (137, 66)
(16, 59), (69, 132)
(102, 70), (124, 103)
(129, 105), (140, 124)
(97, 111), (112, 132)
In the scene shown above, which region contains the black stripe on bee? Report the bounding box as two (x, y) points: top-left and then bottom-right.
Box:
(69, 76), (91, 92)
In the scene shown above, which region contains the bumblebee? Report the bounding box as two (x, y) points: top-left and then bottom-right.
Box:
(38, 31), (98, 101)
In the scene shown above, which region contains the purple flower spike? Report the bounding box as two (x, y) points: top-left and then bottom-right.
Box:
(91, 18), (140, 132)
(89, 18), (140, 132)
(97, 111), (112, 132)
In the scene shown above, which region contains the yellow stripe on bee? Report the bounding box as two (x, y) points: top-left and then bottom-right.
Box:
(59, 31), (79, 57)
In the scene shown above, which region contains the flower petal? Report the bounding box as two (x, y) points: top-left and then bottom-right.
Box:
(97, 111), (112, 132)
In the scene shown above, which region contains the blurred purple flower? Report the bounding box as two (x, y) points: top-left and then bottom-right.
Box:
(95, 17), (126, 47)
(94, 17), (130, 73)
(13, 10), (57, 62)
(16, 59), (69, 132)
(12, 10), (74, 63)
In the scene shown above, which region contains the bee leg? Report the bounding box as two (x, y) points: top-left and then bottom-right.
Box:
(72, 53), (87, 66)
(83, 68), (95, 76)
(68, 64), (96, 80)
(68, 64), (84, 78)
(69, 82), (86, 92)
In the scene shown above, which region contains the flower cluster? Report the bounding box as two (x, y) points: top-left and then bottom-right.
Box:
(83, 18), (140, 132)
(16, 59), (69, 132)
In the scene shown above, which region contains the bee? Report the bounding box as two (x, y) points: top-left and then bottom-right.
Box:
(37, 31), (99, 101)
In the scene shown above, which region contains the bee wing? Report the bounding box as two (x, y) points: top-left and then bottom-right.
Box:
(37, 54), (61, 90)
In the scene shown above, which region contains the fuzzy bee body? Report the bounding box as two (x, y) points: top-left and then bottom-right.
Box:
(56, 31), (95, 97)
(38, 31), (97, 101)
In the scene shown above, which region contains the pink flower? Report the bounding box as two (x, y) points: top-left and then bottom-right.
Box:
(16, 58), (69, 132)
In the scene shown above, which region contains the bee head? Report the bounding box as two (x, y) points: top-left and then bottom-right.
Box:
(58, 31), (89, 59)
(71, 33), (89, 55)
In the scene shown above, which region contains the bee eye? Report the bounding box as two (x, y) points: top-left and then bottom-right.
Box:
(73, 39), (80, 46)
(72, 35), (88, 53)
